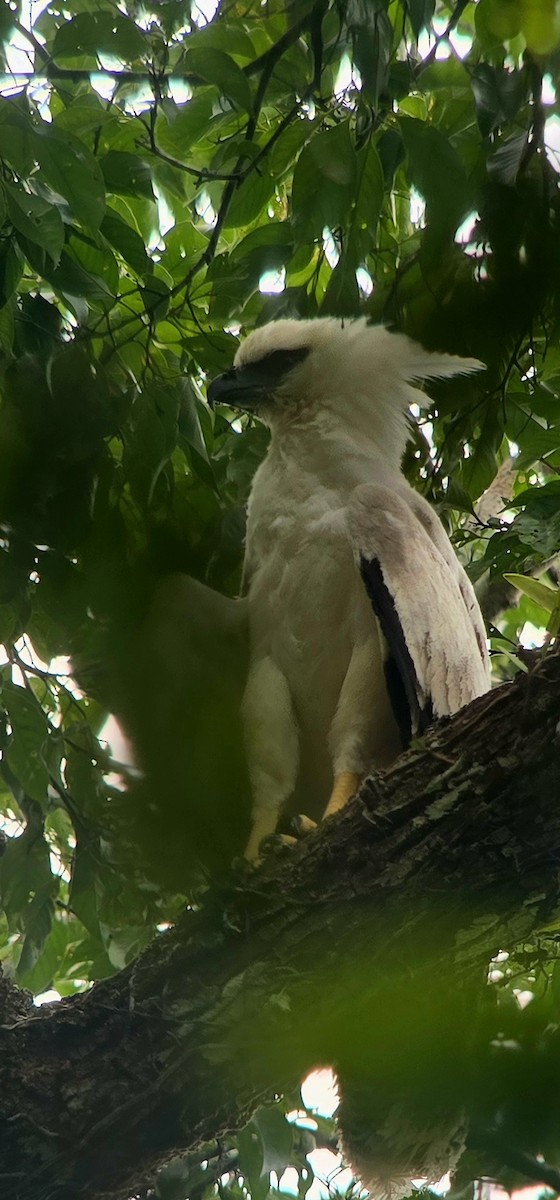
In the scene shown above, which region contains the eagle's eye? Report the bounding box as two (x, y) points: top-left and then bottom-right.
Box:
(208, 346), (309, 411)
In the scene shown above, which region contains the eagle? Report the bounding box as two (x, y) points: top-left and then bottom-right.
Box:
(208, 317), (490, 862)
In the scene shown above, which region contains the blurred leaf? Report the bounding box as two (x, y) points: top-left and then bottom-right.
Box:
(503, 574), (558, 613)
(291, 121), (357, 242)
(400, 116), (469, 230)
(156, 92), (214, 160)
(0, 94), (36, 175)
(101, 211), (150, 276)
(185, 47), (253, 112)
(2, 683), (53, 807)
(17, 883), (56, 980)
(252, 1107), (294, 1175)
(351, 5), (393, 107)
(406, 0), (436, 38)
(100, 151), (155, 201)
(52, 12), (146, 60)
(353, 137), (384, 249)
(5, 185), (64, 265)
(33, 126), (106, 232)
(487, 131), (528, 185)
(124, 382), (179, 505)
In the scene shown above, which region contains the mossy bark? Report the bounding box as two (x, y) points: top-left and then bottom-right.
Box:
(1, 654), (560, 1200)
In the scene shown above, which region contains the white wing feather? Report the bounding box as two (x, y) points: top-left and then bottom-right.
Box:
(348, 483), (489, 736)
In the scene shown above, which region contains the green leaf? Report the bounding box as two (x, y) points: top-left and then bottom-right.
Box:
(0, 298), (15, 354)
(101, 211), (149, 276)
(2, 683), (52, 806)
(0, 815), (55, 976)
(232, 222), (294, 265)
(321, 254), (360, 315)
(0, 0), (16, 44)
(185, 47), (253, 113)
(141, 275), (170, 320)
(33, 126), (106, 233)
(351, 7), (393, 108)
(406, 0), (436, 38)
(178, 380), (215, 489)
(0, 240), (23, 308)
(54, 94), (117, 137)
(487, 130), (528, 185)
(503, 574), (559, 613)
(46, 245), (115, 305)
(475, 0), (522, 44)
(471, 64), (526, 136)
(252, 1106), (294, 1176)
(52, 12), (146, 61)
(187, 20), (256, 60)
(223, 170), (276, 229)
(353, 137), (384, 247)
(399, 116), (469, 230)
(506, 400), (559, 465)
(237, 1106), (293, 1200)
(178, 379), (210, 463)
(269, 114), (321, 177)
(69, 835), (103, 939)
(124, 382), (179, 505)
(237, 1125), (268, 1200)
(460, 438), (500, 500)
(17, 885), (56, 981)
(155, 91), (215, 161)
(100, 151), (155, 201)
(5, 184), (64, 265)
(0, 94), (36, 175)
(18, 914), (73, 995)
(291, 121), (357, 242)
(511, 494), (560, 559)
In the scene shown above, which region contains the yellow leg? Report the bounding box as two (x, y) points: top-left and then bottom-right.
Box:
(244, 809), (279, 863)
(323, 771), (360, 819)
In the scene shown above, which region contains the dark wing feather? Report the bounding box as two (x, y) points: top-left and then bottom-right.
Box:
(360, 554), (433, 745)
(348, 483), (489, 746)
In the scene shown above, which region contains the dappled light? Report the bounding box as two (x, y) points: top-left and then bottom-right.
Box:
(0, 0), (560, 1198)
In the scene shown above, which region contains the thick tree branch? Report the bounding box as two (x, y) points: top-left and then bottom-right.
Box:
(2, 654), (560, 1200)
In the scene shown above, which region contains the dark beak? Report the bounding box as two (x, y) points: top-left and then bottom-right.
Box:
(207, 347), (310, 411)
(207, 365), (269, 411)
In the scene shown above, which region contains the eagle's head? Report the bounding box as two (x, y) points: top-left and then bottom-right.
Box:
(207, 318), (483, 464)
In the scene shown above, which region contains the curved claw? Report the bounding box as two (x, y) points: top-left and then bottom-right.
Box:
(291, 814), (317, 837)
(260, 833), (298, 857)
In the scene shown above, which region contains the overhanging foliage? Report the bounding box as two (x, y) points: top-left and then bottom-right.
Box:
(2, 653), (560, 1200)
(0, 0), (560, 1197)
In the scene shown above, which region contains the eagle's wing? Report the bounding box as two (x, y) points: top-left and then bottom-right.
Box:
(347, 483), (489, 748)
(109, 575), (251, 886)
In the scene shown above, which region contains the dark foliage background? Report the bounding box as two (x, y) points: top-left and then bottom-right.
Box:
(1, 0), (560, 1196)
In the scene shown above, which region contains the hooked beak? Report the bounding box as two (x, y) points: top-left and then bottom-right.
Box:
(207, 364), (269, 411)
(207, 347), (310, 411)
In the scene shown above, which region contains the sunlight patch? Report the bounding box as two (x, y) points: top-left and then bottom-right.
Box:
(259, 268), (286, 294)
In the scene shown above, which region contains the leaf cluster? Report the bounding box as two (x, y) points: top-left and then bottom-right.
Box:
(1, 0), (560, 1195)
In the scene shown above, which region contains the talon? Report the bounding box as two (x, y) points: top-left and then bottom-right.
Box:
(260, 833), (298, 856)
(324, 771), (360, 819)
(244, 812), (280, 863)
(291, 814), (317, 837)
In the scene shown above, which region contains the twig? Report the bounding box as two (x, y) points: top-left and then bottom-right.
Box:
(468, 1128), (560, 1193)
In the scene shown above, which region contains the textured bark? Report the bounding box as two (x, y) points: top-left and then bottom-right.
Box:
(1, 653), (560, 1200)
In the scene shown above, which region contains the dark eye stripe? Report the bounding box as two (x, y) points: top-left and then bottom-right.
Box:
(244, 347), (309, 381)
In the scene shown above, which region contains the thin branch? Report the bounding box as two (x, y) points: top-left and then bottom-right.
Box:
(468, 1129), (560, 1193)
(10, 20), (49, 65)
(414, 0), (470, 73)
(141, 96), (303, 187)
(242, 11), (312, 78)
(2, 3), (314, 89)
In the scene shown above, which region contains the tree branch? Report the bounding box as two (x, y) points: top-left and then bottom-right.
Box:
(2, 654), (560, 1200)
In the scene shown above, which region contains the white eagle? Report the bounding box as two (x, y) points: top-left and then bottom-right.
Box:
(208, 317), (490, 861)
